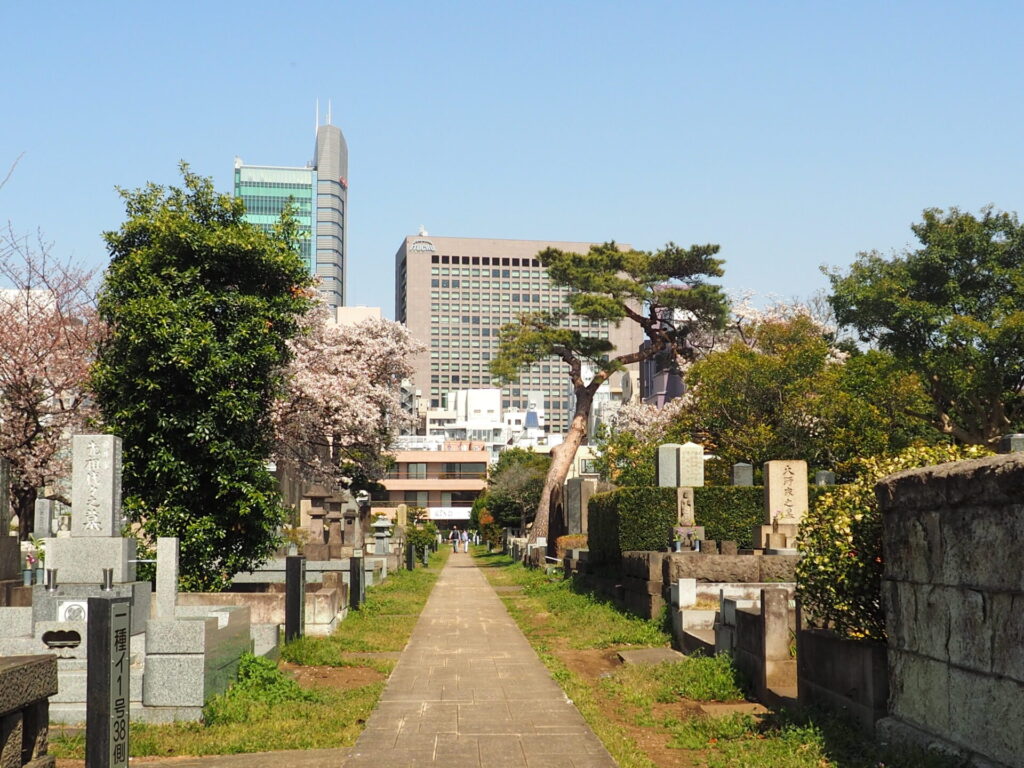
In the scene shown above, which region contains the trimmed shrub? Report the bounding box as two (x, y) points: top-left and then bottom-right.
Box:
(797, 443), (990, 640)
(694, 485), (831, 547)
(693, 486), (762, 547)
(588, 487), (677, 563)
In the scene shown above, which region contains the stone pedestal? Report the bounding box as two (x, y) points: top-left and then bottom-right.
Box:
(45, 537), (137, 585)
(752, 524), (800, 550)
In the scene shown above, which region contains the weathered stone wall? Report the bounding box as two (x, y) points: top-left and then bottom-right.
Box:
(0, 654), (58, 768)
(663, 552), (799, 584)
(876, 453), (1024, 768)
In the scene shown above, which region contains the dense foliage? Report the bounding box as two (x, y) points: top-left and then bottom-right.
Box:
(587, 487), (677, 563)
(680, 315), (940, 479)
(797, 443), (990, 640)
(692, 486), (764, 548)
(828, 206), (1024, 445)
(491, 241), (728, 543)
(479, 448), (551, 530)
(91, 167), (313, 590)
(405, 521), (439, 555)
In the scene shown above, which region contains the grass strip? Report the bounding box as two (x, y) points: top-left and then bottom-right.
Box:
(473, 547), (967, 768)
(51, 546), (449, 760)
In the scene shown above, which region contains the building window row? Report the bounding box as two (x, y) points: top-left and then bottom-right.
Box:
(429, 255), (541, 267)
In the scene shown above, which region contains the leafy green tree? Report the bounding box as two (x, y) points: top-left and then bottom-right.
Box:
(483, 448), (551, 531)
(827, 206), (1024, 445)
(490, 242), (727, 544)
(679, 315), (939, 478)
(91, 167), (314, 590)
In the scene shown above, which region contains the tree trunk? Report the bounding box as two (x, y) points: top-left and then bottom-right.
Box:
(12, 481), (37, 542)
(529, 389), (593, 550)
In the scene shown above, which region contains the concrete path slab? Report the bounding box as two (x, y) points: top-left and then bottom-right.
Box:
(342, 551), (617, 767)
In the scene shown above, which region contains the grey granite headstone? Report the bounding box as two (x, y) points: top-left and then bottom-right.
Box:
(678, 442), (705, 488)
(0, 457), (10, 535)
(657, 444), (682, 487)
(155, 537), (179, 619)
(998, 433), (1024, 454)
(731, 462), (753, 486)
(71, 435), (123, 537)
(565, 478), (583, 534)
(814, 470), (836, 486)
(34, 498), (55, 538)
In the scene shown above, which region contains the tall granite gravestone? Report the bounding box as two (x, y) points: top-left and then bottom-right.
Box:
(678, 442), (704, 488)
(46, 436), (137, 585)
(657, 444), (683, 487)
(34, 498), (56, 539)
(752, 459), (808, 551)
(731, 462), (754, 486)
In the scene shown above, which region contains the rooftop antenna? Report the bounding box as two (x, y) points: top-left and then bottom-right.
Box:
(315, 98), (320, 134)
(327, 99), (333, 125)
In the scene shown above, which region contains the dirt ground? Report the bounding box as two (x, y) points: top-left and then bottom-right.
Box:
(554, 646), (709, 768)
(279, 661), (386, 690)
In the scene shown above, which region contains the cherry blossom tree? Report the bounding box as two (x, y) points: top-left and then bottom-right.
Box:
(273, 306), (423, 490)
(0, 226), (104, 536)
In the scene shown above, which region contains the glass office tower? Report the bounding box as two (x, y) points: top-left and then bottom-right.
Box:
(234, 123), (347, 308)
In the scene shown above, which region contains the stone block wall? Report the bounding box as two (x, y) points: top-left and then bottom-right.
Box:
(0, 654), (57, 768)
(663, 553), (799, 584)
(876, 453), (1024, 768)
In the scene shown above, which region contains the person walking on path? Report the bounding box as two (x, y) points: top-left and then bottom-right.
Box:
(449, 526), (460, 552)
(460, 528), (470, 552)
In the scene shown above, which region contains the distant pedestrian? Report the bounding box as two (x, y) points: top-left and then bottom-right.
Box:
(460, 528), (469, 552)
(449, 526), (460, 553)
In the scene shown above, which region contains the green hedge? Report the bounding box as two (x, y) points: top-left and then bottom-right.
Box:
(588, 487), (677, 563)
(694, 486), (831, 548)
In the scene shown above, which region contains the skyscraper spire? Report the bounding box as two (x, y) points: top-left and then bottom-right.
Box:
(315, 98), (320, 135)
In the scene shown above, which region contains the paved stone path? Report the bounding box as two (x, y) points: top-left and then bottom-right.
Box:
(342, 550), (617, 768)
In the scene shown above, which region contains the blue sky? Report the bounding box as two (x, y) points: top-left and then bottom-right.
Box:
(2, 1), (1022, 318)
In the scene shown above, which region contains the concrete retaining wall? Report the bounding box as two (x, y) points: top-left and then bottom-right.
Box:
(876, 453), (1024, 768)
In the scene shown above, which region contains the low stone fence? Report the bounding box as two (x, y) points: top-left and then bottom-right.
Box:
(0, 654), (58, 768)
(714, 589), (795, 702)
(663, 552), (799, 584)
(178, 578), (348, 637)
(620, 551), (667, 619)
(875, 452), (1024, 768)
(796, 625), (887, 733)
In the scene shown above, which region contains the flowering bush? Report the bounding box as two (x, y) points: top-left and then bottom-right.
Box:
(796, 443), (990, 640)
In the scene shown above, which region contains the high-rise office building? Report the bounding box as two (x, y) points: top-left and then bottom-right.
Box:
(395, 234), (643, 434)
(234, 122), (348, 308)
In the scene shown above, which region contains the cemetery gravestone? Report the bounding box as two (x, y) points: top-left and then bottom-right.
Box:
(678, 442), (704, 488)
(155, 538), (178, 619)
(731, 462), (754, 487)
(755, 460), (808, 551)
(998, 433), (1024, 453)
(47, 435), (138, 585)
(657, 444), (682, 487)
(71, 435), (122, 538)
(34, 498), (55, 539)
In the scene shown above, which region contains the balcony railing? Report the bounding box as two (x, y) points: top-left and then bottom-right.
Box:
(384, 471), (486, 480)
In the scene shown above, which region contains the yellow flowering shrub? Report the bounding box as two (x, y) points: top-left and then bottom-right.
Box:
(796, 443), (990, 640)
